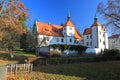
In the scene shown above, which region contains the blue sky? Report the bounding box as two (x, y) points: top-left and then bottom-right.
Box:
(22, 0), (106, 34)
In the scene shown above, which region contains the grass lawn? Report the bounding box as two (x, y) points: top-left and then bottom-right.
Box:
(0, 50), (120, 80)
(0, 50), (36, 64)
(7, 61), (120, 80)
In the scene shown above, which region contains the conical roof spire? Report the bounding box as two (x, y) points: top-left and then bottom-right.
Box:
(67, 9), (70, 20)
(94, 13), (98, 22)
(91, 13), (102, 27)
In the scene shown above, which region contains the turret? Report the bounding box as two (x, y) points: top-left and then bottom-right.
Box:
(62, 11), (75, 37)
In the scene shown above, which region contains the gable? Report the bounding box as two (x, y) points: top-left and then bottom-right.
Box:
(83, 28), (91, 35)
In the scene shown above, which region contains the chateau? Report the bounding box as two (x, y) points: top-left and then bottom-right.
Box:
(33, 14), (83, 56)
(83, 15), (108, 54)
(33, 13), (108, 55)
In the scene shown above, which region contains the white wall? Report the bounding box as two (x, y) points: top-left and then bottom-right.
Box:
(62, 26), (75, 37)
(66, 26), (75, 36)
(97, 26), (108, 52)
(108, 37), (120, 50)
(37, 35), (79, 46)
(91, 26), (98, 48)
(83, 34), (92, 47)
(104, 32), (109, 49)
(98, 26), (104, 51)
(83, 26), (109, 54)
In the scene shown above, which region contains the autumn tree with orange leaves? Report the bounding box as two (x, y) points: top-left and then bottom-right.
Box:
(0, 0), (29, 58)
(97, 0), (120, 34)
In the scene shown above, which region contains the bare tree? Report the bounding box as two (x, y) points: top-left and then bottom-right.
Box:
(35, 36), (50, 56)
(97, 0), (120, 33)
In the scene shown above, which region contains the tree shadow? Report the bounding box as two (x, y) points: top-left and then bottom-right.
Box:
(32, 57), (120, 80)
(32, 57), (88, 80)
(0, 51), (29, 63)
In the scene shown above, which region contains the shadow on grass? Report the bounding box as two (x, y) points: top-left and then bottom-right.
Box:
(33, 60), (120, 80)
(0, 51), (35, 63)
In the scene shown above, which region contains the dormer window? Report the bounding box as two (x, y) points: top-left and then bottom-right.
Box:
(45, 28), (49, 31)
(54, 30), (58, 33)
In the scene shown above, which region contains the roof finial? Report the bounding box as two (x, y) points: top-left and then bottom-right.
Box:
(94, 13), (98, 22)
(67, 9), (70, 20)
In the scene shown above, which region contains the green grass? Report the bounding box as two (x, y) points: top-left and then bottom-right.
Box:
(0, 50), (36, 63)
(8, 61), (120, 80)
(14, 51), (35, 57)
(36, 61), (120, 80)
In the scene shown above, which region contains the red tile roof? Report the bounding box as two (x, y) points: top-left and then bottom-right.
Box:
(36, 21), (82, 40)
(83, 28), (91, 35)
(75, 29), (83, 40)
(91, 21), (102, 27)
(64, 20), (74, 27)
(108, 34), (120, 39)
(36, 22), (63, 36)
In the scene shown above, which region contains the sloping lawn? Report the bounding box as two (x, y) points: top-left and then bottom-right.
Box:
(0, 50), (36, 64)
(39, 61), (120, 80)
(7, 61), (120, 80)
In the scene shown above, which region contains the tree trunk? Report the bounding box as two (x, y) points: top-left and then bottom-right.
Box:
(9, 47), (14, 58)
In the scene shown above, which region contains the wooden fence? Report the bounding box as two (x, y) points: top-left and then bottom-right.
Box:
(7, 64), (33, 74)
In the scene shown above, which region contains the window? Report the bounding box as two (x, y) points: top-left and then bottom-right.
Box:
(91, 42), (92, 46)
(69, 27), (72, 30)
(74, 40), (76, 43)
(99, 31), (101, 35)
(103, 41), (105, 45)
(63, 32), (66, 36)
(44, 37), (49, 41)
(86, 42), (89, 46)
(103, 34), (105, 37)
(56, 38), (59, 42)
(87, 36), (89, 39)
(47, 37), (49, 41)
(69, 32), (72, 35)
(90, 35), (92, 39)
(61, 38), (64, 42)
(70, 38), (72, 42)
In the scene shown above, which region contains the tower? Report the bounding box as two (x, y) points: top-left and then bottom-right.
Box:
(91, 14), (108, 52)
(91, 14), (99, 48)
(62, 11), (75, 45)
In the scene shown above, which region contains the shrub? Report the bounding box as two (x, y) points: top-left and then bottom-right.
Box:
(50, 50), (60, 57)
(103, 49), (120, 56)
(49, 44), (87, 55)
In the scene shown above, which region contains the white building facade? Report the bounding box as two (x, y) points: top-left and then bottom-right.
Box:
(83, 16), (108, 54)
(32, 15), (83, 56)
(108, 34), (120, 50)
